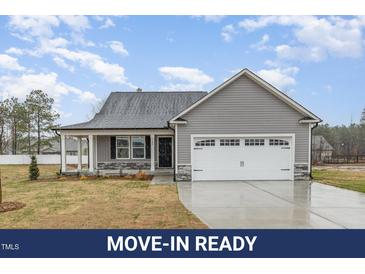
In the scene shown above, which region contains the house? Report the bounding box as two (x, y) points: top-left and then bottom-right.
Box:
(17, 138), (84, 155)
(56, 69), (321, 181)
(312, 135), (334, 163)
(41, 138), (87, 155)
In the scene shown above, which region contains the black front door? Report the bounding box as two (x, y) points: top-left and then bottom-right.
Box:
(158, 137), (172, 168)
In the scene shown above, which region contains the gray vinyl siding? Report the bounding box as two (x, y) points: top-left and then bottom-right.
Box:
(177, 74), (309, 164)
(97, 135), (174, 167)
(97, 135), (152, 163)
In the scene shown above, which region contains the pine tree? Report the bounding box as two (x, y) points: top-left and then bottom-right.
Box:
(361, 107), (365, 125)
(26, 90), (60, 154)
(29, 155), (39, 180)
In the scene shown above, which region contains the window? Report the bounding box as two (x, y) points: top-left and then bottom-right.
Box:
(132, 136), (145, 159)
(244, 138), (265, 146)
(195, 139), (215, 146)
(220, 139), (240, 146)
(269, 139), (289, 146)
(116, 136), (130, 159)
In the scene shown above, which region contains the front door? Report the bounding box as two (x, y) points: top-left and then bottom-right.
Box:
(158, 137), (173, 168)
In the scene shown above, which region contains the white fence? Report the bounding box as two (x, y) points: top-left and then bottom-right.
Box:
(0, 155), (89, 165)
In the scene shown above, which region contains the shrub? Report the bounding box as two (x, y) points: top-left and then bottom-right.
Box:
(134, 171), (149, 180)
(29, 155), (40, 181)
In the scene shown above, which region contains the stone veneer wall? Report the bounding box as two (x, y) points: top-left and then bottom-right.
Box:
(294, 163), (310, 180)
(175, 163), (310, 182)
(97, 160), (150, 170)
(176, 164), (192, 181)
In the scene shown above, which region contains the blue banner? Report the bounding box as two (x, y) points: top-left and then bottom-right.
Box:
(0, 229), (364, 258)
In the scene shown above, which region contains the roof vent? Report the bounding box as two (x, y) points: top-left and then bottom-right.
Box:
(136, 88), (142, 92)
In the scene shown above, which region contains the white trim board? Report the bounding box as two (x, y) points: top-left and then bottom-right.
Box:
(169, 68), (321, 123)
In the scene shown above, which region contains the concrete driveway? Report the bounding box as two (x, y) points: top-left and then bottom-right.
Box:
(177, 181), (365, 228)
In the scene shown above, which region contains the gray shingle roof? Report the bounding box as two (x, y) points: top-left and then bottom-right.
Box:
(60, 91), (207, 129)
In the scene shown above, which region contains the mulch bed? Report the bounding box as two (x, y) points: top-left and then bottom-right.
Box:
(0, 202), (26, 213)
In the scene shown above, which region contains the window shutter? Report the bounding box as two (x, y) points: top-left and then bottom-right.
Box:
(145, 135), (151, 159)
(110, 136), (116, 159)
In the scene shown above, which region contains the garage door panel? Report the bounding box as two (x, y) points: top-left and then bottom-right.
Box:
(192, 137), (293, 181)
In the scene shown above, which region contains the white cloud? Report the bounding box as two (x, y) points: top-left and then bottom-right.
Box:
(76, 91), (100, 103)
(0, 72), (69, 100)
(8, 16), (60, 39)
(194, 16), (226, 23)
(99, 18), (115, 29)
(7, 16), (133, 88)
(239, 16), (365, 61)
(324, 84), (333, 93)
(58, 16), (95, 47)
(5, 47), (41, 57)
(221, 24), (237, 42)
(257, 66), (299, 90)
(53, 57), (75, 72)
(59, 16), (90, 32)
(108, 41), (129, 57)
(0, 54), (26, 71)
(5, 47), (24, 55)
(275, 44), (325, 62)
(251, 34), (270, 51)
(0, 72), (99, 105)
(46, 47), (131, 86)
(159, 66), (213, 90)
(41, 37), (69, 48)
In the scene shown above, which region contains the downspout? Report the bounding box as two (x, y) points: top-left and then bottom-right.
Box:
(310, 122), (319, 179)
(167, 122), (176, 181)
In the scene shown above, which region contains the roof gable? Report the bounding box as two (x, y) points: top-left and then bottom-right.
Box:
(169, 69), (321, 123)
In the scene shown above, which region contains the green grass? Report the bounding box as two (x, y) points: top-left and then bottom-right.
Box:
(0, 165), (206, 229)
(312, 168), (365, 193)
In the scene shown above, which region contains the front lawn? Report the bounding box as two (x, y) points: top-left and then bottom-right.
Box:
(0, 165), (206, 229)
(312, 167), (365, 193)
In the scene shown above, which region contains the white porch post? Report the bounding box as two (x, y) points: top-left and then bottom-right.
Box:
(77, 137), (82, 172)
(88, 134), (94, 173)
(150, 134), (155, 172)
(61, 134), (66, 173)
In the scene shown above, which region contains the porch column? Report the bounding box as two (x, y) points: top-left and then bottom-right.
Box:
(150, 134), (155, 172)
(61, 134), (66, 173)
(77, 137), (82, 172)
(88, 134), (94, 173)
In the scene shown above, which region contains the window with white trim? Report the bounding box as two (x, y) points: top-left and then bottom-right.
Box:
(116, 136), (130, 159)
(220, 139), (240, 146)
(269, 139), (289, 146)
(195, 139), (215, 146)
(244, 138), (265, 146)
(132, 136), (145, 159)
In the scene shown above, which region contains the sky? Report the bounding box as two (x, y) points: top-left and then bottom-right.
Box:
(0, 15), (364, 126)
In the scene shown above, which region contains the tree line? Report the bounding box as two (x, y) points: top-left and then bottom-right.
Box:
(0, 90), (59, 155)
(313, 108), (365, 157)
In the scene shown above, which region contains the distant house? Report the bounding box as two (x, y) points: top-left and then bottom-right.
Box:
(42, 138), (87, 155)
(312, 135), (334, 162)
(18, 138), (85, 155)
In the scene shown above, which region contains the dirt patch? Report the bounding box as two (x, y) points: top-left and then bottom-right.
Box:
(0, 202), (26, 213)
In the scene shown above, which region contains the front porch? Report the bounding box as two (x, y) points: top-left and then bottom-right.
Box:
(59, 129), (175, 176)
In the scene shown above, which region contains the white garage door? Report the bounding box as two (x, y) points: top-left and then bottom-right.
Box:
(192, 136), (293, 181)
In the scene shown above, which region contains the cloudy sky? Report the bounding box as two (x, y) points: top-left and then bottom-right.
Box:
(0, 15), (364, 126)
